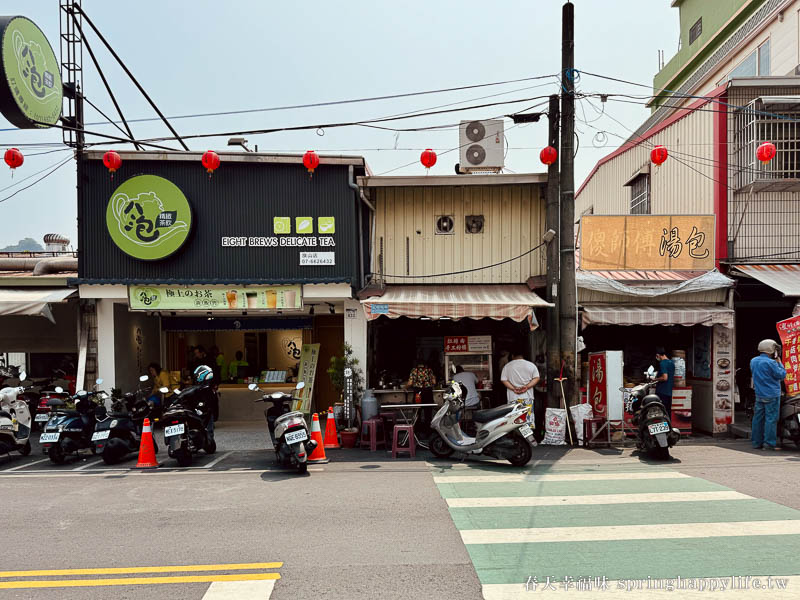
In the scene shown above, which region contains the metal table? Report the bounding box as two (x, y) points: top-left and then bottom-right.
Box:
(379, 403), (439, 449)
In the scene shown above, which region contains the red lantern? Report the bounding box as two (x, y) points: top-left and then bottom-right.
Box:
(540, 146), (558, 166)
(202, 150), (220, 178)
(651, 145), (668, 166)
(420, 148), (437, 170)
(102, 150), (121, 178)
(4, 148), (23, 173)
(756, 141), (776, 164)
(303, 150), (320, 177)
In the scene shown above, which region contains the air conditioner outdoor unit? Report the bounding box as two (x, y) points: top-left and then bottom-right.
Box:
(459, 119), (504, 173)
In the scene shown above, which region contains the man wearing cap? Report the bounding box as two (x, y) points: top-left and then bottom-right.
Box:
(751, 339), (787, 450)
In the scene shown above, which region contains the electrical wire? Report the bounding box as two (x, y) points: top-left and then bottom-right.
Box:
(0, 157), (72, 204)
(0, 154), (75, 193)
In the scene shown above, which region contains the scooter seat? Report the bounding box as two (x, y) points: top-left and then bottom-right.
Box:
(472, 404), (515, 424)
(0, 410), (11, 419)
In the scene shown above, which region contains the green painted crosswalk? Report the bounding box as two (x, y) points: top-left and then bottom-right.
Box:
(430, 460), (800, 598)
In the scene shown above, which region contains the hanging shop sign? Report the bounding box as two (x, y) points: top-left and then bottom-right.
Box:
(292, 343), (321, 414)
(129, 285), (302, 311)
(0, 16), (62, 128)
(777, 315), (800, 397)
(221, 217), (337, 266)
(588, 353), (607, 419)
(444, 335), (491, 353)
(581, 215), (715, 271)
(107, 175), (193, 261)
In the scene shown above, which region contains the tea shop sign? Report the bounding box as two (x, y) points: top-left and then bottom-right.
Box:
(128, 285), (302, 311)
(580, 215), (715, 271)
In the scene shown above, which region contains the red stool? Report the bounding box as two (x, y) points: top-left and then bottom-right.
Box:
(392, 424), (416, 458)
(360, 417), (385, 451)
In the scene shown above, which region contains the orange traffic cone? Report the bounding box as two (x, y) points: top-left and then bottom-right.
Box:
(308, 413), (329, 464)
(134, 418), (160, 469)
(324, 406), (340, 449)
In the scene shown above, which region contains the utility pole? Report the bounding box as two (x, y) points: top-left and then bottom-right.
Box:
(546, 94), (561, 408)
(559, 1), (578, 406)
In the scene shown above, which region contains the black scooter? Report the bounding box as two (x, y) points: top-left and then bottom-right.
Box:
(93, 375), (159, 464)
(40, 379), (106, 464)
(161, 383), (217, 467)
(624, 371), (680, 460)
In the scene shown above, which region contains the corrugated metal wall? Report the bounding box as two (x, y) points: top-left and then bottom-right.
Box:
(373, 184), (546, 284)
(79, 158), (367, 285)
(576, 107), (716, 218)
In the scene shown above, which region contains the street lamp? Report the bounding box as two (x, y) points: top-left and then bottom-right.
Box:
(227, 137), (252, 152)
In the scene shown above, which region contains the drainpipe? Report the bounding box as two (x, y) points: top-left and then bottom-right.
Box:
(32, 257), (79, 276)
(348, 165), (375, 290)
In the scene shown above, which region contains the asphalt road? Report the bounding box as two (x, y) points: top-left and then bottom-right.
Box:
(1, 428), (799, 599)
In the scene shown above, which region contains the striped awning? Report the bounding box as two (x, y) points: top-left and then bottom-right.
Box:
(582, 305), (734, 328)
(733, 264), (800, 297)
(361, 285), (552, 326)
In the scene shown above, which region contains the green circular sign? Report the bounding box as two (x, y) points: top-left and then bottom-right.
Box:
(106, 175), (193, 261)
(0, 16), (63, 128)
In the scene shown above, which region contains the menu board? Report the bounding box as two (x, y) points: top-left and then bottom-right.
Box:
(777, 315), (800, 396)
(712, 325), (734, 433)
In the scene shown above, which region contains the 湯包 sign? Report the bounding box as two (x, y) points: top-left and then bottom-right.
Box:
(0, 16), (62, 128)
(107, 175), (193, 261)
(129, 285), (302, 311)
(777, 315), (800, 397)
(444, 336), (491, 353)
(581, 215), (715, 271)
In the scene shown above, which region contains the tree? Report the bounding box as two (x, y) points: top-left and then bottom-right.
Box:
(1, 237), (44, 252)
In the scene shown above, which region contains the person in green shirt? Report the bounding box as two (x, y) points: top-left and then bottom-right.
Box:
(228, 351), (249, 382)
(210, 346), (226, 383)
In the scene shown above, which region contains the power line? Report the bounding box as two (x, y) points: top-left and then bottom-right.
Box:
(0, 158), (73, 204)
(0, 154), (74, 193)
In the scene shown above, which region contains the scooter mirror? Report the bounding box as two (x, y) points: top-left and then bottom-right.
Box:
(54, 386), (64, 394)
(19, 371), (26, 381)
(96, 378), (104, 385)
(173, 389), (181, 395)
(248, 383), (258, 391)
(645, 366), (656, 378)
(139, 375), (149, 382)
(77, 390), (87, 396)
(450, 364), (457, 375)
(295, 382), (305, 391)
(159, 387), (169, 394)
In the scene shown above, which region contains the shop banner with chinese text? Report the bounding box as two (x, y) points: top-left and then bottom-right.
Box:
(444, 336), (491, 353)
(129, 285), (302, 311)
(293, 343), (321, 414)
(777, 315), (800, 396)
(581, 215), (715, 271)
(588, 352), (607, 419)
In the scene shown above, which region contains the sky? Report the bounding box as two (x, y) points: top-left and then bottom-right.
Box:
(0, 0), (679, 249)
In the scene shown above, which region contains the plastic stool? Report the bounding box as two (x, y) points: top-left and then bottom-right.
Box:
(360, 417), (385, 451)
(392, 424), (416, 458)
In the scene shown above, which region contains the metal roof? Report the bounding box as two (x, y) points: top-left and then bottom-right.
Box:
(733, 264), (800, 296)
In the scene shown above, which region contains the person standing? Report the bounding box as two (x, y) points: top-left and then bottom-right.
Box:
(654, 347), (675, 416)
(228, 351), (249, 383)
(751, 339), (787, 450)
(406, 357), (436, 434)
(500, 347), (540, 405)
(210, 346), (226, 384)
(453, 365), (480, 409)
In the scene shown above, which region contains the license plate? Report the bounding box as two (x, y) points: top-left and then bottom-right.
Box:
(285, 429), (308, 444)
(35, 413), (50, 422)
(40, 432), (60, 443)
(164, 424), (185, 437)
(91, 430), (110, 441)
(518, 424), (534, 438)
(648, 422), (670, 435)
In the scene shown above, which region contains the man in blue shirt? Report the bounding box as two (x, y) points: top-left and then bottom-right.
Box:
(750, 339), (787, 450)
(654, 347), (675, 416)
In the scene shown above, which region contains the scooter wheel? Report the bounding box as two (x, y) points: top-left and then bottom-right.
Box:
(507, 433), (533, 467)
(48, 444), (66, 465)
(296, 462), (308, 474)
(429, 432), (454, 458)
(204, 439), (216, 455)
(18, 440), (31, 456)
(175, 448), (192, 467)
(651, 446), (671, 461)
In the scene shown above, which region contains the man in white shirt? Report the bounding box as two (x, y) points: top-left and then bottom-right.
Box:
(453, 366), (480, 408)
(500, 348), (540, 404)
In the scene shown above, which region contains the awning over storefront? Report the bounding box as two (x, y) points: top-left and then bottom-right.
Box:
(0, 288), (76, 323)
(733, 264), (800, 297)
(361, 285), (552, 327)
(582, 305), (734, 328)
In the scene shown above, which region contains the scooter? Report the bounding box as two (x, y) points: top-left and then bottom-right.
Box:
(778, 393), (800, 449)
(624, 368), (680, 460)
(428, 379), (535, 466)
(249, 382), (315, 474)
(161, 382), (217, 467)
(93, 375), (159, 464)
(40, 379), (106, 464)
(0, 371), (32, 457)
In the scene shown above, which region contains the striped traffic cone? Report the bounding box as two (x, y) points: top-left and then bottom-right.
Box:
(308, 413), (329, 464)
(324, 406), (340, 449)
(134, 418), (159, 468)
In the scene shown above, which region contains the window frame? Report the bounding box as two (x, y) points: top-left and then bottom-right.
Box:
(629, 174), (651, 215)
(689, 18), (702, 45)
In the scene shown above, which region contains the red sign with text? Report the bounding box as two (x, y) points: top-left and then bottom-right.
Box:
(777, 315), (800, 396)
(588, 352), (607, 419)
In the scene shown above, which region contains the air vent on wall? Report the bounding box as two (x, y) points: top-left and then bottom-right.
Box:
(465, 215), (484, 234)
(435, 215), (454, 235)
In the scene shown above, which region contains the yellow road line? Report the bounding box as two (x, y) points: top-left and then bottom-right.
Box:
(0, 573), (281, 590)
(0, 562), (282, 578)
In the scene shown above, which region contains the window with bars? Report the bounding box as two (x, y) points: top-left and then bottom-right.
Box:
(689, 18), (702, 45)
(629, 174), (650, 214)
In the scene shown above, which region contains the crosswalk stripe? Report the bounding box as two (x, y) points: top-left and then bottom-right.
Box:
(482, 576), (799, 599)
(202, 579), (276, 599)
(446, 490), (751, 508)
(0, 562), (283, 578)
(460, 519), (800, 545)
(0, 573), (280, 590)
(434, 472), (689, 484)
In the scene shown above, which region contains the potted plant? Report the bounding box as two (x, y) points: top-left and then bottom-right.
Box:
(327, 343), (364, 448)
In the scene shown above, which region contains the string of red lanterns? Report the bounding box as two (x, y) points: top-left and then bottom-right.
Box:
(202, 150), (220, 178)
(4, 148), (23, 175)
(539, 146), (558, 166)
(303, 150), (320, 178)
(420, 148), (437, 170)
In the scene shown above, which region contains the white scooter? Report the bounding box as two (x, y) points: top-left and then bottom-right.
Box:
(429, 379), (535, 466)
(0, 371), (33, 457)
